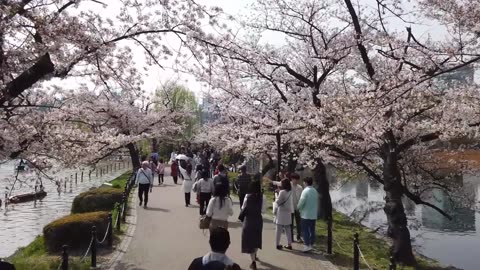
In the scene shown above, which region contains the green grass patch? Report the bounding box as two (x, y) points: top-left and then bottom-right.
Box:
(7, 171), (134, 269)
(109, 171), (132, 189)
(8, 236), (90, 270)
(259, 183), (444, 270)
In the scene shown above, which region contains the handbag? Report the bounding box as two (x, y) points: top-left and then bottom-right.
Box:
(199, 215), (212, 229)
(273, 192), (291, 216)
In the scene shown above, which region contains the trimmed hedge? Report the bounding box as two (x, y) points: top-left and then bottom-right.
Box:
(43, 211), (108, 252)
(71, 187), (123, 214)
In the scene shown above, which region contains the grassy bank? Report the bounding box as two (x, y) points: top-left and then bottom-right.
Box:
(7, 171), (132, 270)
(257, 179), (443, 270)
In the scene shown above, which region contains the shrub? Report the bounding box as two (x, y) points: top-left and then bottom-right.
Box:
(71, 187), (123, 213)
(43, 211), (108, 252)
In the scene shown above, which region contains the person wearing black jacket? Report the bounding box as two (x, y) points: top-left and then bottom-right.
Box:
(213, 164), (230, 195)
(235, 165), (251, 209)
(188, 227), (240, 270)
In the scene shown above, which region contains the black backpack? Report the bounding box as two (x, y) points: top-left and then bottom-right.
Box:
(188, 257), (226, 270)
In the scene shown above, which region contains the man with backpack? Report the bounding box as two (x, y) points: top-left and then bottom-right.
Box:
(213, 164), (230, 196)
(188, 227), (240, 270)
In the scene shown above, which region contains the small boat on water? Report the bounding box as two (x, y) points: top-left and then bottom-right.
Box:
(8, 190), (47, 204)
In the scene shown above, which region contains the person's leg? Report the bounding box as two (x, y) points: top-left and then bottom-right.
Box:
(161, 174), (164, 184)
(205, 193), (211, 211)
(290, 213), (295, 241)
(309, 219), (316, 247)
(199, 193), (205, 215)
(138, 184), (143, 206)
(173, 176), (177, 184)
(144, 185), (149, 206)
(275, 224), (282, 247)
(239, 192), (245, 209)
(186, 192), (191, 205)
(301, 218), (309, 246)
(295, 210), (302, 240)
(285, 225), (293, 246)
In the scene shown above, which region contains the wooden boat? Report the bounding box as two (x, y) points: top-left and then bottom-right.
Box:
(8, 190), (47, 204)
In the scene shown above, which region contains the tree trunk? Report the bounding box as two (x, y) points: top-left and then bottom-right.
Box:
(313, 159), (332, 221)
(286, 152), (297, 174)
(127, 143), (141, 170)
(151, 138), (158, 153)
(276, 132), (282, 181)
(261, 154), (275, 176)
(382, 132), (416, 265)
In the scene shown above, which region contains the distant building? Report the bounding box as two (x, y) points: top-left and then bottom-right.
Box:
(200, 93), (219, 125)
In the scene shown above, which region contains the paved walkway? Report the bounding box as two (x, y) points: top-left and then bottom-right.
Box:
(113, 168), (337, 270)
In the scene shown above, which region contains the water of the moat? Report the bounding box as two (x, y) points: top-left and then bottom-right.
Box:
(328, 171), (480, 270)
(0, 160), (130, 257)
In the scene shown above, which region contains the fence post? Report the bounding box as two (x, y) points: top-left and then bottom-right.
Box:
(122, 193), (127, 222)
(389, 256), (396, 270)
(61, 245), (68, 270)
(107, 213), (113, 247)
(114, 163), (117, 171)
(81, 171), (84, 182)
(116, 204), (122, 232)
(91, 226), (97, 268)
(353, 233), (359, 270)
(64, 178), (67, 190)
(327, 218), (333, 255)
(75, 172), (77, 185)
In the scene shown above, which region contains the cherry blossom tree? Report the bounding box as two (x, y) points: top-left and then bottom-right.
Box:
(0, 0), (222, 165)
(193, 0), (480, 265)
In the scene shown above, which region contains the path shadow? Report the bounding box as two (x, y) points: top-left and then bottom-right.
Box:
(113, 261), (148, 270)
(257, 260), (289, 270)
(144, 207), (170, 212)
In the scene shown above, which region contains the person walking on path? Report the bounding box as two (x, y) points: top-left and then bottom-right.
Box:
(136, 161), (153, 209)
(156, 158), (165, 185)
(290, 173), (304, 242)
(213, 164), (230, 196)
(171, 160), (179, 184)
(182, 162), (194, 207)
(239, 180), (265, 270)
(273, 179), (293, 250)
(206, 183), (233, 233)
(196, 170), (214, 215)
(297, 177), (319, 253)
(235, 165), (251, 210)
(188, 227), (241, 270)
(149, 157), (157, 185)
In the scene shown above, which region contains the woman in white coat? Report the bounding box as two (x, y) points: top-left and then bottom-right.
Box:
(273, 179), (293, 250)
(181, 161), (194, 207)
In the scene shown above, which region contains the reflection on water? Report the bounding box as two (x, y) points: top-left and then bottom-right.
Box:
(329, 169), (480, 270)
(0, 160), (130, 258)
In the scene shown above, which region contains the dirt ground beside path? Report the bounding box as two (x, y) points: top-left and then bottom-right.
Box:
(113, 167), (337, 270)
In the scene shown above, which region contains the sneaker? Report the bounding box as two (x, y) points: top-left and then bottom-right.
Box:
(276, 245), (283, 250)
(283, 245), (292, 250)
(139, 201), (142, 206)
(249, 261), (257, 270)
(296, 236), (302, 242)
(143, 205), (147, 209)
(302, 245), (312, 253)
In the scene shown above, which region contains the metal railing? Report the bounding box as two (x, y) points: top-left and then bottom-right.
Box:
(51, 168), (136, 270)
(323, 218), (397, 270)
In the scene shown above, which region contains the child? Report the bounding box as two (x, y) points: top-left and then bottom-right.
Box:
(157, 158), (165, 185)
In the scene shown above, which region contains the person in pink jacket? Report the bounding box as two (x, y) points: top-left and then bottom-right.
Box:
(157, 158), (166, 185)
